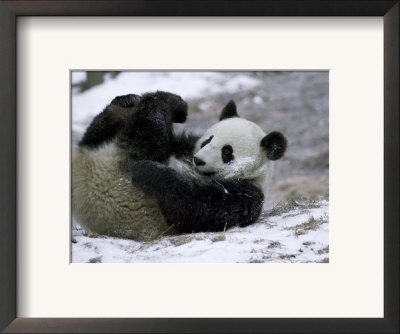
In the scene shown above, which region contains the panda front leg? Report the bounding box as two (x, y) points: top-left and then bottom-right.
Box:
(118, 91), (188, 163)
(130, 161), (264, 233)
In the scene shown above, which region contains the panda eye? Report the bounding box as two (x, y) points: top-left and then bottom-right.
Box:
(222, 146), (231, 155)
(221, 145), (234, 163)
(201, 135), (214, 148)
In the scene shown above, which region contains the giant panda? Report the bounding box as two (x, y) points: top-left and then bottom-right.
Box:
(72, 91), (287, 240)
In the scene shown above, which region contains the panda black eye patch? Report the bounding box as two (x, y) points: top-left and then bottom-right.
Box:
(221, 145), (234, 163)
(200, 135), (214, 148)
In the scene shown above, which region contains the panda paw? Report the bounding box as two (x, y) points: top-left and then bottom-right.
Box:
(143, 91), (188, 123)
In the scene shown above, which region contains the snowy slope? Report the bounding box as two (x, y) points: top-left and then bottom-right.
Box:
(72, 200), (329, 263)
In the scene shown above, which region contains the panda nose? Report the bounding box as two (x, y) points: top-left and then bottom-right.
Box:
(193, 157), (206, 166)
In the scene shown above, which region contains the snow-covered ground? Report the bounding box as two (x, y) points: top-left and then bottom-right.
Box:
(72, 200), (329, 263)
(71, 71), (329, 263)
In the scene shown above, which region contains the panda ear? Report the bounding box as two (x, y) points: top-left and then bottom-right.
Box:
(219, 100), (239, 121)
(261, 131), (287, 160)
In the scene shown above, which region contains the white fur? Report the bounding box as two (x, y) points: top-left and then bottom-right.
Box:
(72, 141), (171, 240)
(194, 118), (272, 190)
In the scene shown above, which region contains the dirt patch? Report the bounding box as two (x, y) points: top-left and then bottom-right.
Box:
(268, 241), (282, 249)
(286, 215), (328, 237)
(169, 235), (197, 247)
(88, 256), (102, 263)
(264, 198), (322, 217)
(211, 235), (226, 243)
(317, 246), (329, 255)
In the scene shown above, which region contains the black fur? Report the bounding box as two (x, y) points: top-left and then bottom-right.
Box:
(219, 100), (239, 121)
(200, 135), (214, 148)
(130, 160), (264, 233)
(117, 91), (188, 163)
(111, 94), (140, 108)
(80, 92), (188, 154)
(221, 145), (234, 163)
(170, 132), (200, 159)
(261, 131), (287, 161)
(79, 94), (140, 148)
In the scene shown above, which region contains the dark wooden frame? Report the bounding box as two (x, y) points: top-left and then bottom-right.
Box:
(0, 1), (398, 333)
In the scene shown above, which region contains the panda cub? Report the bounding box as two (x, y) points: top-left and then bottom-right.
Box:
(72, 91), (287, 240)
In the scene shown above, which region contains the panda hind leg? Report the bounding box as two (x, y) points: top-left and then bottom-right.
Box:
(118, 91), (188, 163)
(79, 94), (140, 149)
(110, 94), (141, 108)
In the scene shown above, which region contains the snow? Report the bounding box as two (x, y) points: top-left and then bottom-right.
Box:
(252, 95), (263, 104)
(72, 201), (329, 263)
(71, 71), (87, 85)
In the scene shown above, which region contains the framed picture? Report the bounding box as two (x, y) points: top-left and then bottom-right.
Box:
(0, 1), (398, 333)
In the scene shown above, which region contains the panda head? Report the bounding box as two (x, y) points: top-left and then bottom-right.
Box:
(193, 101), (287, 184)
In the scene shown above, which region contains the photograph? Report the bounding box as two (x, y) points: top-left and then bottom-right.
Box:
(71, 71), (329, 263)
